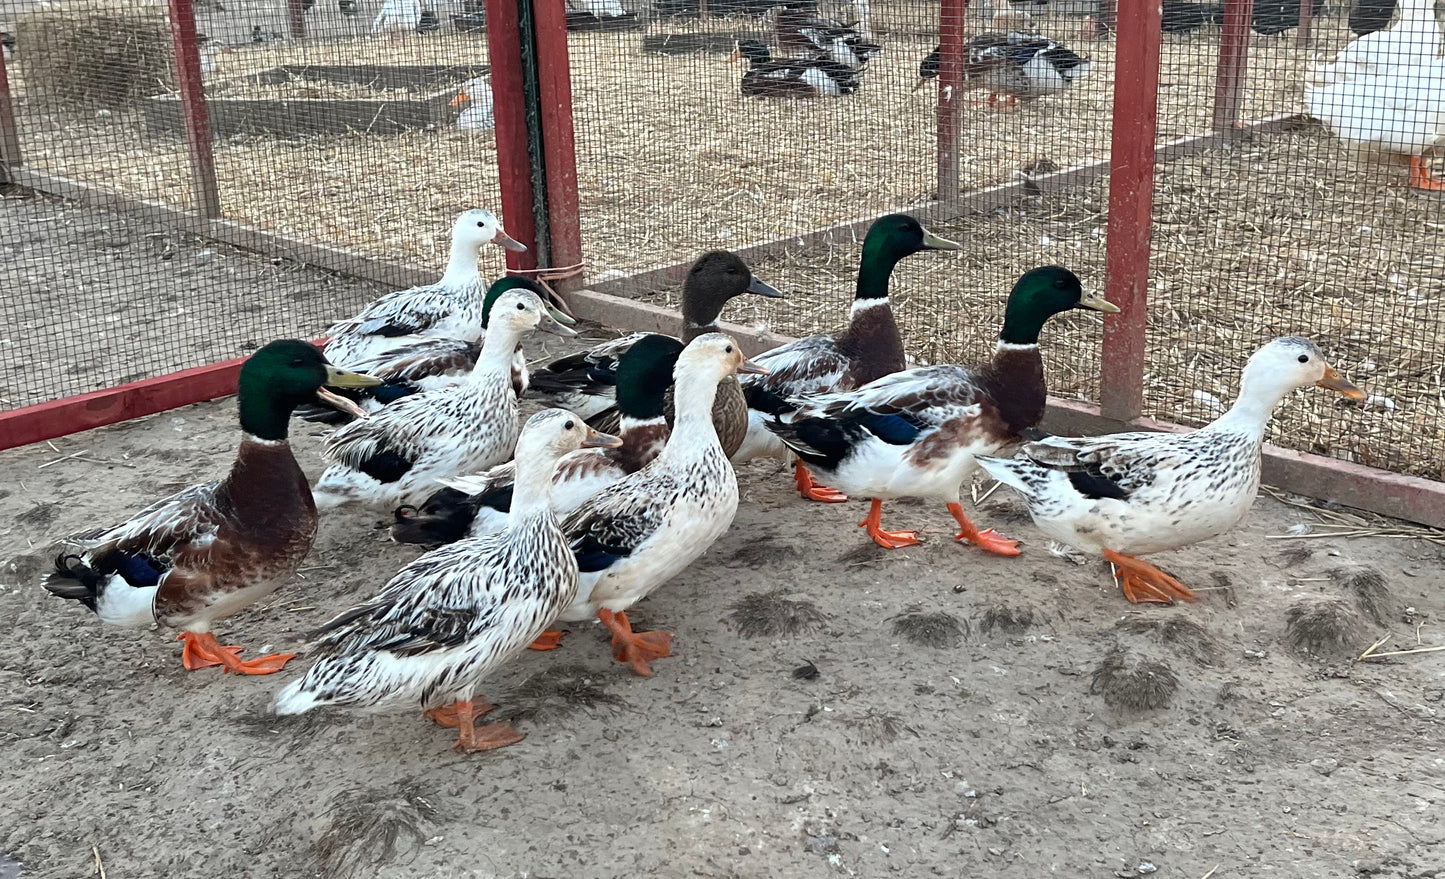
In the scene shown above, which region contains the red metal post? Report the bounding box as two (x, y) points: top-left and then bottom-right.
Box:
(0, 32), (21, 167)
(1099, 0), (1162, 422)
(166, 0), (222, 218)
(287, 0), (308, 39)
(485, 0), (541, 274)
(1296, 0), (1313, 48)
(936, 0), (967, 202)
(531, 0), (584, 291)
(1212, 0), (1255, 129)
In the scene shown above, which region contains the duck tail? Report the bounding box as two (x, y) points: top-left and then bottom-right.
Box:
(976, 455), (1037, 496)
(44, 553), (158, 626)
(274, 679), (325, 716)
(43, 553), (104, 612)
(388, 486), (489, 546)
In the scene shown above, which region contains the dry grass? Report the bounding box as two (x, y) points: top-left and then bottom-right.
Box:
(16, 1), (175, 110)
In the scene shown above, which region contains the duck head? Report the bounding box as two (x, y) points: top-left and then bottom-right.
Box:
(854, 214), (960, 302)
(615, 334), (686, 421)
(452, 208), (527, 253)
(1239, 337), (1365, 406)
(674, 332), (769, 387)
(522, 408), (623, 459)
(681, 250), (783, 335)
(487, 284), (579, 339)
(998, 266), (1118, 345)
(238, 340), (380, 440)
(728, 39), (774, 69)
(482, 276), (577, 329)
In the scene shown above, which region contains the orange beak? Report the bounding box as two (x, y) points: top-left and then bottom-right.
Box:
(726, 48), (742, 64)
(1315, 365), (1365, 400)
(449, 90), (469, 107)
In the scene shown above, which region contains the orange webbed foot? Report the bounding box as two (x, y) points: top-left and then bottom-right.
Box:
(1409, 156), (1445, 191)
(794, 461), (848, 503)
(597, 608), (673, 677)
(858, 498), (920, 550)
(1103, 549), (1196, 604)
(424, 698), (496, 728)
(427, 699), (525, 752)
(177, 632), (296, 675)
(947, 503), (1021, 557)
(455, 721), (525, 753)
(528, 629), (567, 651)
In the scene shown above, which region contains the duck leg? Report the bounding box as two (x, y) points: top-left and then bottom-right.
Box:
(424, 697), (495, 727)
(597, 608), (672, 677)
(427, 698), (524, 752)
(858, 498), (920, 549)
(1102, 549), (1196, 604)
(946, 503), (1021, 557)
(1408, 156), (1445, 192)
(527, 629), (567, 651)
(793, 460), (848, 503)
(177, 632), (296, 674)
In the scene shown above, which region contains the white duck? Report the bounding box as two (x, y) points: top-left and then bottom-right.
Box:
(373, 0), (422, 38)
(978, 337), (1364, 604)
(553, 334), (767, 676)
(451, 75), (495, 131)
(314, 286), (575, 509)
(275, 410), (621, 753)
(1305, 0), (1445, 189)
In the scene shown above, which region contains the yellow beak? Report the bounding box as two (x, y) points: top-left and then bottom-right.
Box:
(324, 365), (383, 388)
(1078, 291), (1121, 313)
(1316, 365), (1365, 400)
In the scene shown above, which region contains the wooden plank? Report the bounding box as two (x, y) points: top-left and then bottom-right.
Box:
(1213, 0), (1257, 128)
(936, 0), (967, 202)
(0, 28), (20, 168)
(0, 357), (245, 452)
(165, 0), (222, 219)
(1099, 0), (1162, 422)
(533, 0), (585, 292)
(485, 0), (541, 274)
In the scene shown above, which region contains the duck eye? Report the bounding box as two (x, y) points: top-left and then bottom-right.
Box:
(725, 345), (734, 353)
(1297, 354), (1309, 364)
(517, 302), (525, 310)
(564, 420), (575, 430)
(476, 221), (485, 228)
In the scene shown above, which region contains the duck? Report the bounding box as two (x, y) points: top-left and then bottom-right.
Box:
(451, 75), (495, 130)
(767, 267), (1117, 552)
(775, 0), (881, 65)
(729, 39), (865, 98)
(390, 334), (684, 550)
(977, 338), (1365, 604)
(1350, 0), (1397, 37)
(274, 410), (622, 752)
(1160, 1), (1223, 33)
(374, 0), (422, 37)
(555, 334), (766, 676)
(730, 214), (960, 502)
(42, 341), (380, 675)
(913, 34), (1092, 107)
(1304, 0), (1445, 191)
(300, 276), (561, 424)
(197, 33), (236, 74)
(1251, 0), (1301, 35)
(313, 286), (576, 509)
(528, 250), (782, 458)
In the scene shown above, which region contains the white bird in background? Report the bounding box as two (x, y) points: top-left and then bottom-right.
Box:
(451, 75), (495, 131)
(197, 34), (235, 75)
(373, 0), (423, 38)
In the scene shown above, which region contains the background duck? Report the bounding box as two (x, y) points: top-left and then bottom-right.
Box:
(555, 334), (766, 676)
(775, 0), (881, 65)
(914, 34), (1092, 109)
(314, 287), (575, 509)
(1159, 1), (1223, 33)
(729, 39), (865, 98)
(373, 0), (422, 39)
(451, 75), (495, 131)
(43, 341), (380, 675)
(978, 338), (1365, 604)
(390, 334), (685, 550)
(731, 214), (960, 502)
(530, 250), (781, 458)
(768, 267), (1117, 552)
(275, 410), (621, 753)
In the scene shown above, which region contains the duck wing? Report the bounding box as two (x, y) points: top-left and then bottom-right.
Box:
(1018, 432), (1194, 500)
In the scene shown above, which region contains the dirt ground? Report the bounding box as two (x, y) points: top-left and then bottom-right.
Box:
(4, 316), (1445, 877)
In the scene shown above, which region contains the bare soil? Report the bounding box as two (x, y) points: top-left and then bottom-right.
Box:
(3, 329), (1445, 877)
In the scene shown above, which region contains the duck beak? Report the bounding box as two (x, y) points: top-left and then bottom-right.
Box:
(324, 365), (383, 388)
(537, 311), (579, 338)
(533, 279), (577, 324)
(726, 47), (742, 63)
(582, 426), (624, 449)
(492, 229), (529, 252)
(315, 387), (370, 420)
(1316, 365), (1366, 400)
(1077, 291), (1120, 313)
(449, 90), (470, 107)
(920, 228), (961, 250)
(736, 357), (769, 376)
(746, 276), (785, 298)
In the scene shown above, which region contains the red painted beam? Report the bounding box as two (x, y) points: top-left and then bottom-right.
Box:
(0, 357), (245, 452)
(1100, 0), (1162, 422)
(166, 0), (221, 218)
(1296, 0), (1313, 48)
(936, 0), (967, 201)
(485, 0), (540, 274)
(287, 0), (308, 39)
(1212, 0), (1256, 128)
(531, 0), (584, 291)
(0, 29), (20, 167)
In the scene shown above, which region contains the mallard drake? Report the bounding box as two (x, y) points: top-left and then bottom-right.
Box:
(775, 0), (881, 64)
(913, 34), (1092, 108)
(274, 410), (621, 752)
(450, 75), (494, 131)
(768, 267), (1117, 552)
(314, 286), (576, 509)
(555, 334), (766, 676)
(529, 250), (781, 458)
(42, 341), (380, 675)
(731, 214), (960, 503)
(1304, 0), (1445, 189)
(729, 39), (865, 98)
(977, 338), (1365, 604)
(390, 334), (684, 549)
(301, 277), (562, 424)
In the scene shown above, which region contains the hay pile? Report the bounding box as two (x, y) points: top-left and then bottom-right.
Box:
(17, 1), (175, 110)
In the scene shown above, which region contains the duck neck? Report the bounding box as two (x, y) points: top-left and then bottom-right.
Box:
(985, 340), (1047, 434)
(507, 449), (559, 523)
(1211, 370), (1294, 440)
(851, 234), (905, 311)
(659, 369), (723, 460)
(438, 236), (483, 288)
(681, 296), (725, 342)
(473, 321), (522, 377)
(237, 390), (295, 442)
(836, 242), (909, 378)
